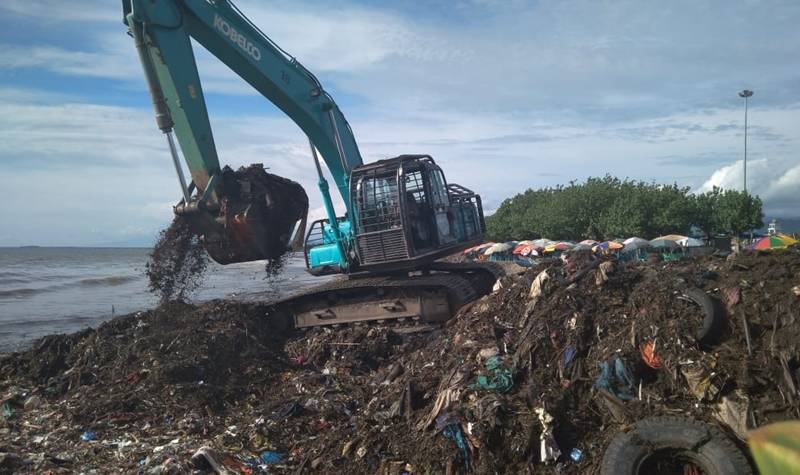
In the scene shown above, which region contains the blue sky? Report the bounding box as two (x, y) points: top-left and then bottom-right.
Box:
(1, 0), (799, 246)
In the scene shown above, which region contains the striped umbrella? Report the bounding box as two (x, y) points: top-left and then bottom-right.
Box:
(751, 235), (797, 250)
(545, 241), (575, 253)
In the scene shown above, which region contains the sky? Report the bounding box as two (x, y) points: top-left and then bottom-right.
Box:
(1, 0), (798, 246)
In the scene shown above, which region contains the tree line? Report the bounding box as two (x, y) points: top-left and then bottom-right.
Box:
(485, 176), (763, 242)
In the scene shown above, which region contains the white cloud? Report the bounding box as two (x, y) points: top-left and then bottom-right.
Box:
(0, 0), (115, 22)
(2, 0), (800, 243)
(699, 158), (800, 217)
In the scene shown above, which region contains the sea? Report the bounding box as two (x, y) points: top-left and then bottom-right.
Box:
(0, 247), (326, 353)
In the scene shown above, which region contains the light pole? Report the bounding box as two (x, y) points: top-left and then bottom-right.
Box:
(739, 89), (753, 193)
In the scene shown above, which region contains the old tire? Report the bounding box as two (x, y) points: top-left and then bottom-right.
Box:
(601, 417), (752, 475)
(682, 288), (725, 345)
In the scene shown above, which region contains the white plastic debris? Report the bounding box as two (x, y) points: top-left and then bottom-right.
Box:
(534, 407), (561, 463)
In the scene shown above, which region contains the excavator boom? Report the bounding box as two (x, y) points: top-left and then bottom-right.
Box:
(124, 0), (497, 328)
(123, 0), (360, 265)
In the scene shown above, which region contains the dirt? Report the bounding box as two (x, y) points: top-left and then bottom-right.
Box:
(146, 217), (209, 303)
(1, 250), (799, 473)
(144, 163), (307, 302)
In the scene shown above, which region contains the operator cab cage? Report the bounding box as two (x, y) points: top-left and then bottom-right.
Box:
(348, 154), (485, 271)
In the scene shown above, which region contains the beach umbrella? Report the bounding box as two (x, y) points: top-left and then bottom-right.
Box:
(623, 237), (649, 247)
(654, 234), (688, 242)
(622, 237), (651, 252)
(530, 238), (554, 250)
(677, 236), (705, 247)
(777, 234), (798, 246)
(464, 242), (494, 254)
(593, 241), (624, 252)
(751, 235), (796, 250)
(484, 242), (514, 255)
(544, 241), (575, 253)
(513, 243), (534, 256)
(567, 243), (593, 253)
(580, 239), (598, 246)
(650, 238), (680, 249)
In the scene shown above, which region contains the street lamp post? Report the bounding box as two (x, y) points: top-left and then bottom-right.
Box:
(739, 89), (753, 193)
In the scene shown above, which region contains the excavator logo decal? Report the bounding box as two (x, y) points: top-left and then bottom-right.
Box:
(213, 14), (261, 62)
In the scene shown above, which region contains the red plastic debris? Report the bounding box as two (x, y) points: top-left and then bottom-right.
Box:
(640, 341), (663, 369)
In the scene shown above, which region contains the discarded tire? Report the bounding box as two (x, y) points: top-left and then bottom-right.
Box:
(682, 288), (725, 345)
(600, 416), (753, 475)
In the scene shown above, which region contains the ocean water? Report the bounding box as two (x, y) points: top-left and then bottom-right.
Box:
(0, 247), (325, 353)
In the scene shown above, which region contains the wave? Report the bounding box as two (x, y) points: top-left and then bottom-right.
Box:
(78, 276), (138, 287)
(0, 287), (46, 298)
(0, 275), (140, 299)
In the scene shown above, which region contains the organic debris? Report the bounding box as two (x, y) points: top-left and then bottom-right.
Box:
(145, 217), (208, 303)
(1, 251), (799, 473)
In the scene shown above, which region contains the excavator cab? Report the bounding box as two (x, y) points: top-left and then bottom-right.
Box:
(304, 155), (485, 274)
(351, 154), (485, 271)
(305, 155), (486, 275)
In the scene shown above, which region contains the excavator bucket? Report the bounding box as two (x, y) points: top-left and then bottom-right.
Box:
(176, 164), (308, 265)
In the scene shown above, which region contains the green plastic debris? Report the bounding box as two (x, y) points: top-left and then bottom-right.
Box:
(470, 356), (513, 393)
(1, 402), (14, 419)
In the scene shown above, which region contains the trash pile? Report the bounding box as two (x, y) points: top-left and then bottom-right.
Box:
(1, 250), (799, 473)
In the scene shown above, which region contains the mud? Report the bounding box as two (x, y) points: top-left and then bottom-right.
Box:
(146, 217), (209, 303)
(1, 250), (798, 473)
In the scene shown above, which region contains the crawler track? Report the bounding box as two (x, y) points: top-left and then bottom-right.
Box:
(268, 261), (504, 328)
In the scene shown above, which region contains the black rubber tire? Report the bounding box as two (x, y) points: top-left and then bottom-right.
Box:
(682, 288), (725, 345)
(601, 416), (752, 475)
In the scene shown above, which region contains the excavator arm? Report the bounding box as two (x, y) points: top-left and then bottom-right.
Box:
(122, 0), (361, 265)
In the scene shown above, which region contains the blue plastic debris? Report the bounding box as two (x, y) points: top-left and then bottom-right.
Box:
(594, 355), (635, 401)
(80, 430), (96, 442)
(435, 412), (471, 470)
(470, 356), (513, 393)
(563, 346), (577, 367)
(570, 447), (584, 462)
(260, 450), (284, 464)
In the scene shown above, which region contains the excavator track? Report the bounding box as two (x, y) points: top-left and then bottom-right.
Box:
(268, 261), (504, 329)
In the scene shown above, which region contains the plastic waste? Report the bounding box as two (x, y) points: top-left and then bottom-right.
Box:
(436, 413), (470, 470)
(190, 447), (224, 472)
(1, 402), (13, 419)
(260, 450), (284, 464)
(272, 400), (302, 420)
(595, 356), (635, 400)
(570, 447), (584, 462)
(563, 346), (577, 367)
(640, 341), (663, 369)
(534, 407), (561, 463)
(80, 430), (96, 442)
(470, 356), (513, 393)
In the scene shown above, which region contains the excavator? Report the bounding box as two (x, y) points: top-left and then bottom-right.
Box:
(123, 0), (502, 328)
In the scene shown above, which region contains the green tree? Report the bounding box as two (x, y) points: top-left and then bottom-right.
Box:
(713, 189), (764, 236)
(484, 177), (764, 241)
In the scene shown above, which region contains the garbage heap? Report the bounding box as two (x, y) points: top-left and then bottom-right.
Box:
(1, 251), (799, 473)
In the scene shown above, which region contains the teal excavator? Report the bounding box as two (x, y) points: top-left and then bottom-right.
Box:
(123, 0), (501, 327)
